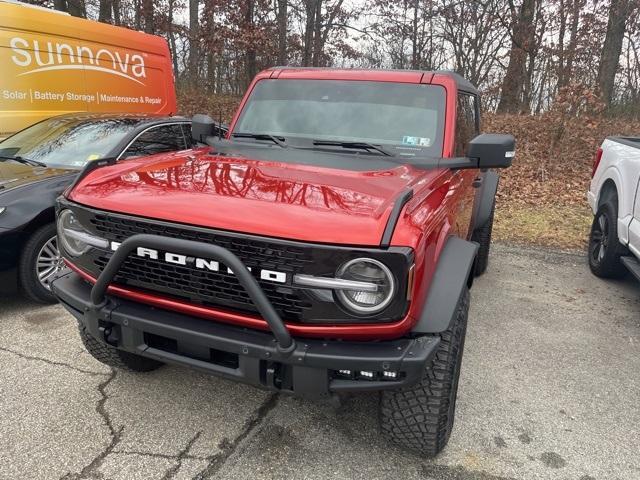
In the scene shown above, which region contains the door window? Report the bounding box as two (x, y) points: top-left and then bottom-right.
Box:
(454, 94), (479, 156)
(121, 124), (187, 159)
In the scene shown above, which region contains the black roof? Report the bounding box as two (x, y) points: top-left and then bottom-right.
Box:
(45, 112), (188, 124)
(267, 67), (480, 96)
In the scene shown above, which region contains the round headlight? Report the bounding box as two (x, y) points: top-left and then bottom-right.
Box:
(335, 258), (396, 314)
(57, 209), (90, 257)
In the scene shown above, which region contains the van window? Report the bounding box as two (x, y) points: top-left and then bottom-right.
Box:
(121, 124), (188, 159)
(455, 94), (479, 156)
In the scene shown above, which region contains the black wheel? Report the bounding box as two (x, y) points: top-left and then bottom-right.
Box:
(18, 223), (63, 303)
(380, 288), (469, 456)
(471, 204), (494, 277)
(588, 198), (626, 278)
(78, 323), (163, 372)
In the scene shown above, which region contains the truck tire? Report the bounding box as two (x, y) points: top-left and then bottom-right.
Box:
(78, 323), (163, 372)
(471, 204), (494, 277)
(380, 288), (469, 456)
(18, 223), (61, 304)
(588, 197), (626, 278)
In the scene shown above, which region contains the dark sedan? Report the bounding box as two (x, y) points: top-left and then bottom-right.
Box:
(0, 113), (192, 303)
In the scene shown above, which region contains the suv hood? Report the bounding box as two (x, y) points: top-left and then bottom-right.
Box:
(0, 162), (72, 192)
(69, 150), (438, 245)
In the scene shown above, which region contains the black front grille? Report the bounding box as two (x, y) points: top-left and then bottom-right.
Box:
(87, 214), (315, 321)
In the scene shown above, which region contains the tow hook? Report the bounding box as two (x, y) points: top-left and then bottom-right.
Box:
(99, 324), (120, 347)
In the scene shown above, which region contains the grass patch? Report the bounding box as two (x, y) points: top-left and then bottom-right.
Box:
(493, 203), (592, 251)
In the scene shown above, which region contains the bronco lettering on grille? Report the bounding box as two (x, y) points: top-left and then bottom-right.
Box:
(109, 241), (287, 283)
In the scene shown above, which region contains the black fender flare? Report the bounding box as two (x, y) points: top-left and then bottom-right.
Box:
(471, 170), (499, 231)
(412, 236), (478, 334)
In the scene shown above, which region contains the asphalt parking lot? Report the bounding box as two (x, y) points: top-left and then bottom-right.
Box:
(1, 244), (639, 480)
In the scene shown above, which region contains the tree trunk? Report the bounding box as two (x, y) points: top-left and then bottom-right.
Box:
(112, 0), (121, 25)
(188, 0), (200, 85)
(66, 0), (86, 17)
(245, 0), (257, 87)
(134, 0), (141, 30)
(312, 0), (323, 66)
(143, 0), (154, 33)
(277, 0), (288, 65)
(53, 0), (67, 13)
(99, 0), (113, 23)
(411, 0), (419, 69)
(597, 0), (631, 106)
(497, 0), (537, 113)
(302, 0), (316, 66)
(166, 0), (179, 82)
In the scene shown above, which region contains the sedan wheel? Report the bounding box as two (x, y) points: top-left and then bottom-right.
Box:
(36, 236), (63, 291)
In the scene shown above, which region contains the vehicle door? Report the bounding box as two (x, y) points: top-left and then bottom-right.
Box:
(452, 93), (479, 239)
(619, 141), (640, 256)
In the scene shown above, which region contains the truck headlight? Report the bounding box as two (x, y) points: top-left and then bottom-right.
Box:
(57, 209), (108, 257)
(335, 258), (396, 314)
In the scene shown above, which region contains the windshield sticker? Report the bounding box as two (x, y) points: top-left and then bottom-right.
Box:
(87, 154), (101, 161)
(402, 136), (431, 146)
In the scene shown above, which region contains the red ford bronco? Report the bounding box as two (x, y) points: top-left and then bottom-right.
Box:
(52, 68), (514, 456)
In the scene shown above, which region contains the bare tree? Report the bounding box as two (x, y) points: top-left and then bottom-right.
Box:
(597, 0), (632, 105)
(497, 0), (538, 113)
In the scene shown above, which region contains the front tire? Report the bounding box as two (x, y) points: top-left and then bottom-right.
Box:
(78, 323), (164, 372)
(588, 198), (626, 278)
(380, 288), (469, 456)
(18, 223), (62, 303)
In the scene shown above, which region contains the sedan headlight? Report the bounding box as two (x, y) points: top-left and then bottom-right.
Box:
(335, 258), (396, 314)
(57, 209), (108, 257)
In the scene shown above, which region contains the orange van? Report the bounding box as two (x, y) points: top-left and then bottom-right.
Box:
(0, 0), (177, 137)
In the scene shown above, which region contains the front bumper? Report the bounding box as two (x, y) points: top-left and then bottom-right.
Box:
(52, 269), (439, 398)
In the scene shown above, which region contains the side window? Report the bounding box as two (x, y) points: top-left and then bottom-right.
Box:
(121, 124), (187, 159)
(181, 123), (194, 148)
(454, 94), (479, 156)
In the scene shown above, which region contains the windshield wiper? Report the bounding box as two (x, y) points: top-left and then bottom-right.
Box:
(311, 140), (394, 157)
(232, 132), (288, 148)
(0, 155), (47, 168)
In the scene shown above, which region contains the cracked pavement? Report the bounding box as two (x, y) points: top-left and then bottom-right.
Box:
(1, 244), (639, 480)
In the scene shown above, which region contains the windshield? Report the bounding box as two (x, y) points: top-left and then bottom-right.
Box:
(0, 117), (143, 169)
(234, 79), (446, 156)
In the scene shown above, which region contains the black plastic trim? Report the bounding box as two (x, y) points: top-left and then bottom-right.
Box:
(380, 189), (413, 248)
(471, 170), (499, 231)
(412, 236), (478, 333)
(51, 270), (440, 398)
(606, 136), (640, 150)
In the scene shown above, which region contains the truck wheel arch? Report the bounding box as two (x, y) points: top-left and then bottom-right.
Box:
(598, 179), (618, 206)
(411, 236), (478, 334)
(595, 167), (625, 215)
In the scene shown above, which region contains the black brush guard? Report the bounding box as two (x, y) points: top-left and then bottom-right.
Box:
(53, 234), (440, 397)
(90, 234), (296, 355)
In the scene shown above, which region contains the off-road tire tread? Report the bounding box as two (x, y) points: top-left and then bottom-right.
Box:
(18, 223), (58, 304)
(78, 323), (163, 372)
(589, 197), (627, 279)
(471, 205), (494, 277)
(380, 288), (469, 456)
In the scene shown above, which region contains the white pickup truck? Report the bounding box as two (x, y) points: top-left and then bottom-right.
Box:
(588, 136), (640, 278)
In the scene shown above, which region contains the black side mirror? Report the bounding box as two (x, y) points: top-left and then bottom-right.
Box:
(192, 114), (214, 143)
(467, 133), (515, 169)
(191, 114), (228, 144)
